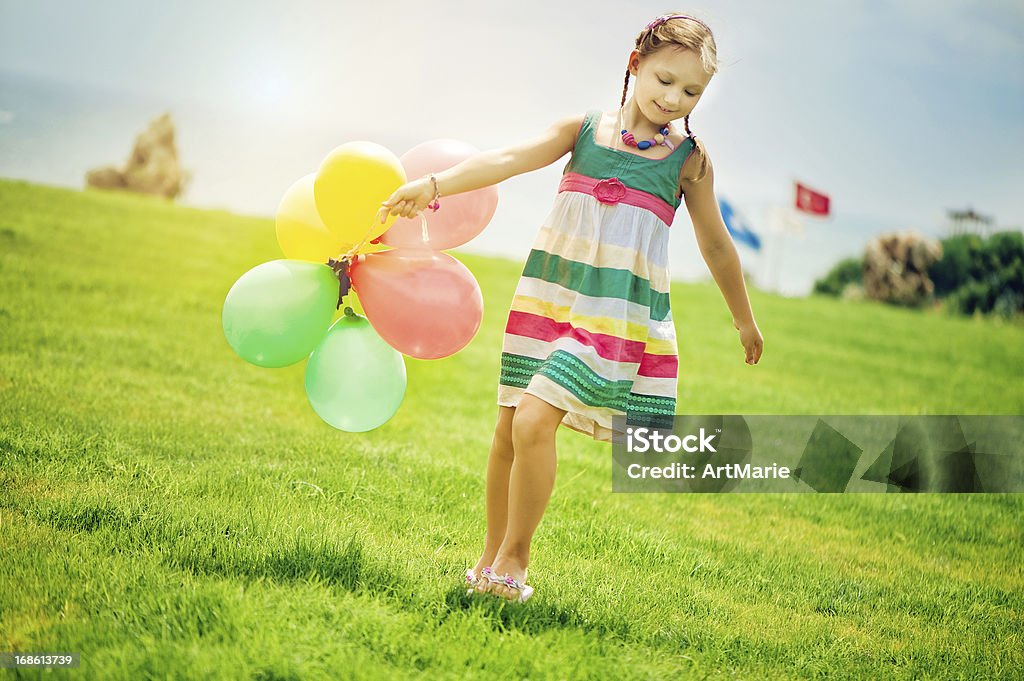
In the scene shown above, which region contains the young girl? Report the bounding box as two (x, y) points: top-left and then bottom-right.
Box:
(378, 13), (763, 603)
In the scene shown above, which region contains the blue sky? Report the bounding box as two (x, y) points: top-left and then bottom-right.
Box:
(1, 0), (1022, 293)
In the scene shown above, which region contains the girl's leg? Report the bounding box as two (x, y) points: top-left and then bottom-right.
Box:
(471, 406), (516, 578)
(488, 393), (566, 600)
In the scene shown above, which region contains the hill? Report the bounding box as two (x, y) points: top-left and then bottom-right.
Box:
(1, 179), (1021, 680)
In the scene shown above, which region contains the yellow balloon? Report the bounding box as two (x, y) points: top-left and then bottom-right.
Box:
(314, 141), (406, 247)
(275, 174), (347, 262)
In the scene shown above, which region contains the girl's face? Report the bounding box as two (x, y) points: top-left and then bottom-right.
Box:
(628, 46), (713, 124)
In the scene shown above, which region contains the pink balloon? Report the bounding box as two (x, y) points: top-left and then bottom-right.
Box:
(350, 249), (483, 360)
(380, 139), (499, 250)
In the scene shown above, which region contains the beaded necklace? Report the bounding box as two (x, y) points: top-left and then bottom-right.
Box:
(610, 107), (675, 151)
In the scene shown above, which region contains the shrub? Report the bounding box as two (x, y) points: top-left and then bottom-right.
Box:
(931, 231), (1024, 317)
(812, 257), (863, 297)
(929, 234), (983, 297)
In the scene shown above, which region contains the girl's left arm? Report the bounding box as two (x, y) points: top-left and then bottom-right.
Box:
(680, 152), (764, 365)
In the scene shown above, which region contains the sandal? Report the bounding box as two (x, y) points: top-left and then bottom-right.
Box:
(486, 570), (534, 603)
(465, 566), (492, 595)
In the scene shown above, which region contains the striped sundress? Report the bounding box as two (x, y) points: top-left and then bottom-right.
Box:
(498, 108), (694, 442)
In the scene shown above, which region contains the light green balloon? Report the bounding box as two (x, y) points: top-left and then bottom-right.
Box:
(305, 311), (407, 432)
(222, 259), (338, 368)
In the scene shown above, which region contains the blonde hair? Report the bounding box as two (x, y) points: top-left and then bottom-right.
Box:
(621, 14), (718, 183)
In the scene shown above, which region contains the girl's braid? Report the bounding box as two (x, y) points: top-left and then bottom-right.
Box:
(617, 16), (714, 184)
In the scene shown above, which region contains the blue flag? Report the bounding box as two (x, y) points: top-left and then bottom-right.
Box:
(718, 198), (762, 251)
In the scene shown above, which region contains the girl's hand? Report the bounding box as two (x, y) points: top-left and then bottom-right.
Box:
(377, 177), (434, 223)
(734, 319), (763, 365)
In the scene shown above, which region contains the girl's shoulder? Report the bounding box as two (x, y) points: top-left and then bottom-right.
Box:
(678, 138), (714, 200)
(680, 135), (712, 177)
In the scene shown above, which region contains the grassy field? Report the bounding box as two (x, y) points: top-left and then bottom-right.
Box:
(1, 178), (1022, 680)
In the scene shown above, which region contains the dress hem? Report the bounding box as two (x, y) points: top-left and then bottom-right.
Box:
(498, 378), (622, 443)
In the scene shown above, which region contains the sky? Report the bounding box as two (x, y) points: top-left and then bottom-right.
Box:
(1, 0), (1022, 294)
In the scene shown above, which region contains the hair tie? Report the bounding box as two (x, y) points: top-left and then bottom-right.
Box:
(645, 14), (713, 36)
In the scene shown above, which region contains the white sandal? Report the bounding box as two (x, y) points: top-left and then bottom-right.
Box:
(487, 570), (534, 603)
(465, 566), (492, 595)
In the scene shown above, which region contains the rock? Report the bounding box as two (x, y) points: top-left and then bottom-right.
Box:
(863, 232), (943, 307)
(85, 112), (186, 199)
(84, 165), (125, 190)
(840, 283), (865, 301)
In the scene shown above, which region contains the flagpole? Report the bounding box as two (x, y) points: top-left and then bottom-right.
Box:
(758, 205), (773, 290)
(773, 207), (785, 293)
(779, 177), (798, 293)
(765, 206), (784, 294)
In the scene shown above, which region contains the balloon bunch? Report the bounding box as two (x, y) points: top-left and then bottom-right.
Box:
(222, 139), (497, 433)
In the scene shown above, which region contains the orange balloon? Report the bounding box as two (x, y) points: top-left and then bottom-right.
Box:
(349, 249), (483, 360)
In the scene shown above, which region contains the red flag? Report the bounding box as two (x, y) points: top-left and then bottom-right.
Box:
(794, 182), (830, 216)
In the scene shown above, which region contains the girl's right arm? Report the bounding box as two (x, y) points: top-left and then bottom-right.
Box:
(378, 113), (585, 223)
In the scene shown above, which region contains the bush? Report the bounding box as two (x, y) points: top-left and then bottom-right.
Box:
(812, 231), (1023, 316)
(928, 234), (983, 297)
(930, 231), (1024, 317)
(813, 257), (863, 297)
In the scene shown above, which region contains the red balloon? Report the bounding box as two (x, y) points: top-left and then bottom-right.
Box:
(350, 249), (483, 359)
(380, 139), (498, 250)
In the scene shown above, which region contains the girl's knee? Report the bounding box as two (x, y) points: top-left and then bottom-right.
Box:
(511, 396), (565, 448)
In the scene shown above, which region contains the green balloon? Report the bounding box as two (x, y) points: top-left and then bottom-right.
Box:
(305, 311), (407, 432)
(222, 259), (338, 368)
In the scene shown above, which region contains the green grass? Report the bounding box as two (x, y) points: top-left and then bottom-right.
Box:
(1, 178), (1022, 680)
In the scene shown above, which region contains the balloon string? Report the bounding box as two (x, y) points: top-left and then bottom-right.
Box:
(326, 211), (430, 309)
(337, 220), (379, 262)
(326, 219), (378, 310)
(333, 209), (429, 262)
